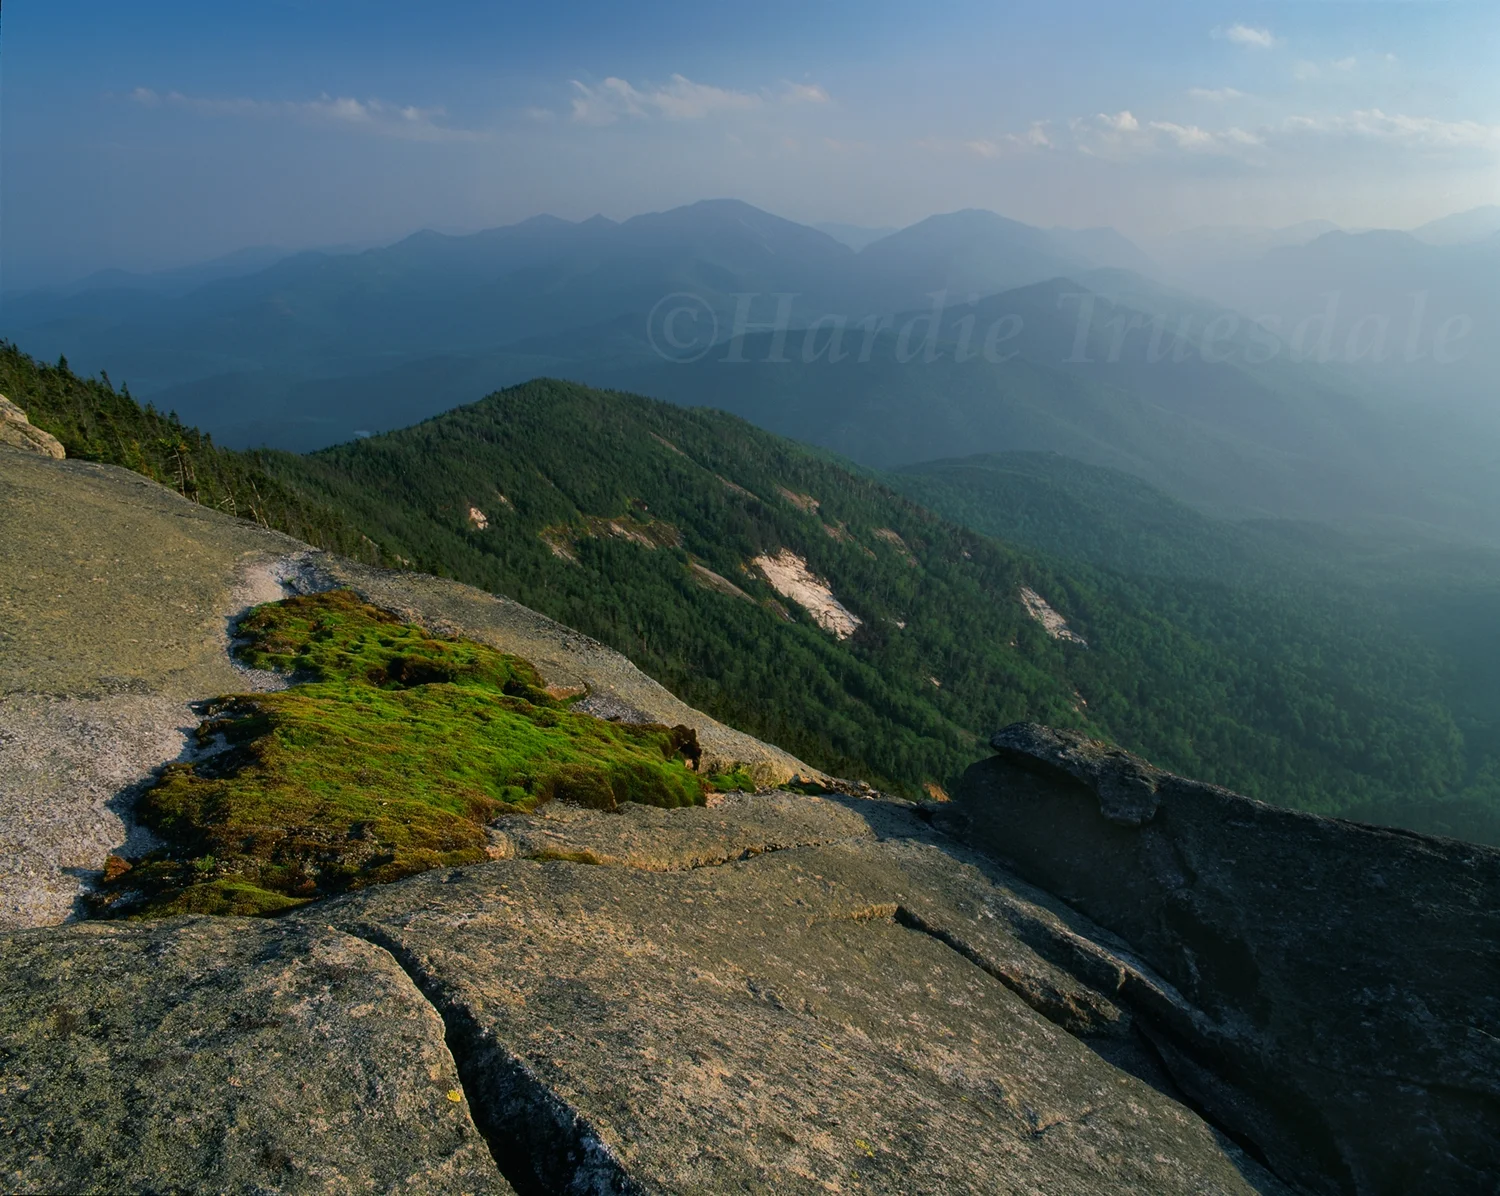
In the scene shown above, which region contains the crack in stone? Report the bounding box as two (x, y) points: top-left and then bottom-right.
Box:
(892, 905), (1104, 1036)
(1024, 1104), (1100, 1141)
(343, 925), (643, 1196)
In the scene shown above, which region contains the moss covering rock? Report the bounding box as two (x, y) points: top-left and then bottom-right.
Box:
(95, 590), (707, 916)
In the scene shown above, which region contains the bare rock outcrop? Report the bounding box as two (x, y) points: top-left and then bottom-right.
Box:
(3, 441), (1490, 1195)
(946, 723), (1500, 1196)
(0, 396), (65, 459)
(0, 917), (508, 1194)
(1, 790), (1277, 1194)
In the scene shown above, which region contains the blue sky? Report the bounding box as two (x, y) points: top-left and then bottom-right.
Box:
(3, 0), (1497, 285)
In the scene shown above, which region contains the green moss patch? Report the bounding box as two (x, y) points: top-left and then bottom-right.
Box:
(95, 590), (706, 917)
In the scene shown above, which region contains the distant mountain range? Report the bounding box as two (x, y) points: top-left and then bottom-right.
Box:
(3, 199), (1496, 543)
(811, 221), (897, 250)
(2, 200), (1134, 395)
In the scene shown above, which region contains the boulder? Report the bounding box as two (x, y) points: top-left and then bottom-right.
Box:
(0, 396), (65, 459)
(949, 723), (1500, 1196)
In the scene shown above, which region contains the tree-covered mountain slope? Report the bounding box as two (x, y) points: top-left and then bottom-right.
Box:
(0, 342), (378, 561)
(4, 344), (1484, 829)
(235, 376), (1476, 816)
(892, 450), (1500, 843)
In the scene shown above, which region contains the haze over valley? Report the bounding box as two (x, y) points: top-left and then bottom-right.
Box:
(2, 4), (1498, 1192)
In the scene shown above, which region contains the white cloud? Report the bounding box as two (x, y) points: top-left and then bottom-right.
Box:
(127, 87), (479, 141)
(1072, 111), (1150, 159)
(1221, 127), (1265, 147)
(566, 74), (827, 125)
(1018, 122), (1053, 148)
(1098, 110), (1140, 133)
(1067, 107), (1276, 161)
(569, 79), (638, 125)
(647, 76), (762, 120)
(1294, 61), (1321, 81)
(1332, 57), (1358, 72)
(940, 94), (1496, 178)
(783, 82), (831, 106)
(961, 121), (1053, 159)
(1217, 24), (1277, 49)
(1148, 121), (1219, 150)
(1286, 109), (1500, 152)
(961, 98), (1495, 169)
(1188, 87), (1246, 102)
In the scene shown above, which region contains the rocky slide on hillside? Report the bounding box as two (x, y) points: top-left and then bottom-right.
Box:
(0, 442), (1495, 1194)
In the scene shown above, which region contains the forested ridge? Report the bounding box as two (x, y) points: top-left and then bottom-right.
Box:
(1, 343), (379, 562)
(894, 451), (1500, 842)
(262, 378), (1476, 816)
(6, 343), (1494, 838)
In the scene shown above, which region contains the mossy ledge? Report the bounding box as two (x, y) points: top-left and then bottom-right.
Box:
(93, 589), (708, 917)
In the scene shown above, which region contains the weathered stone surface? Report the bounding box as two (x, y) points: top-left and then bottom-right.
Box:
(0, 696), (185, 926)
(951, 723), (1500, 1196)
(486, 789), (877, 869)
(991, 723), (1160, 825)
(0, 398), (65, 459)
(0, 916), (510, 1194)
(0, 451), (819, 927)
(0, 454), (302, 926)
(0, 791), (1288, 1195)
(300, 795), (1274, 1196)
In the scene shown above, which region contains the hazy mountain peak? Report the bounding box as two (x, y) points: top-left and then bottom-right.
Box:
(512, 213), (579, 229)
(1294, 227), (1429, 260)
(878, 208), (1040, 242)
(619, 198), (854, 258)
(1412, 204), (1500, 246)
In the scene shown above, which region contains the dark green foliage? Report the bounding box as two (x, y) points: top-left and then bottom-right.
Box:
(95, 591), (707, 917)
(253, 379), (1476, 819)
(0, 342), (379, 561)
(10, 338), (1493, 839)
(893, 451), (1500, 844)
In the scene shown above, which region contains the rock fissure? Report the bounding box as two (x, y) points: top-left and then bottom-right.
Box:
(1109, 1010), (1300, 1190)
(892, 904), (1107, 1035)
(343, 924), (644, 1196)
